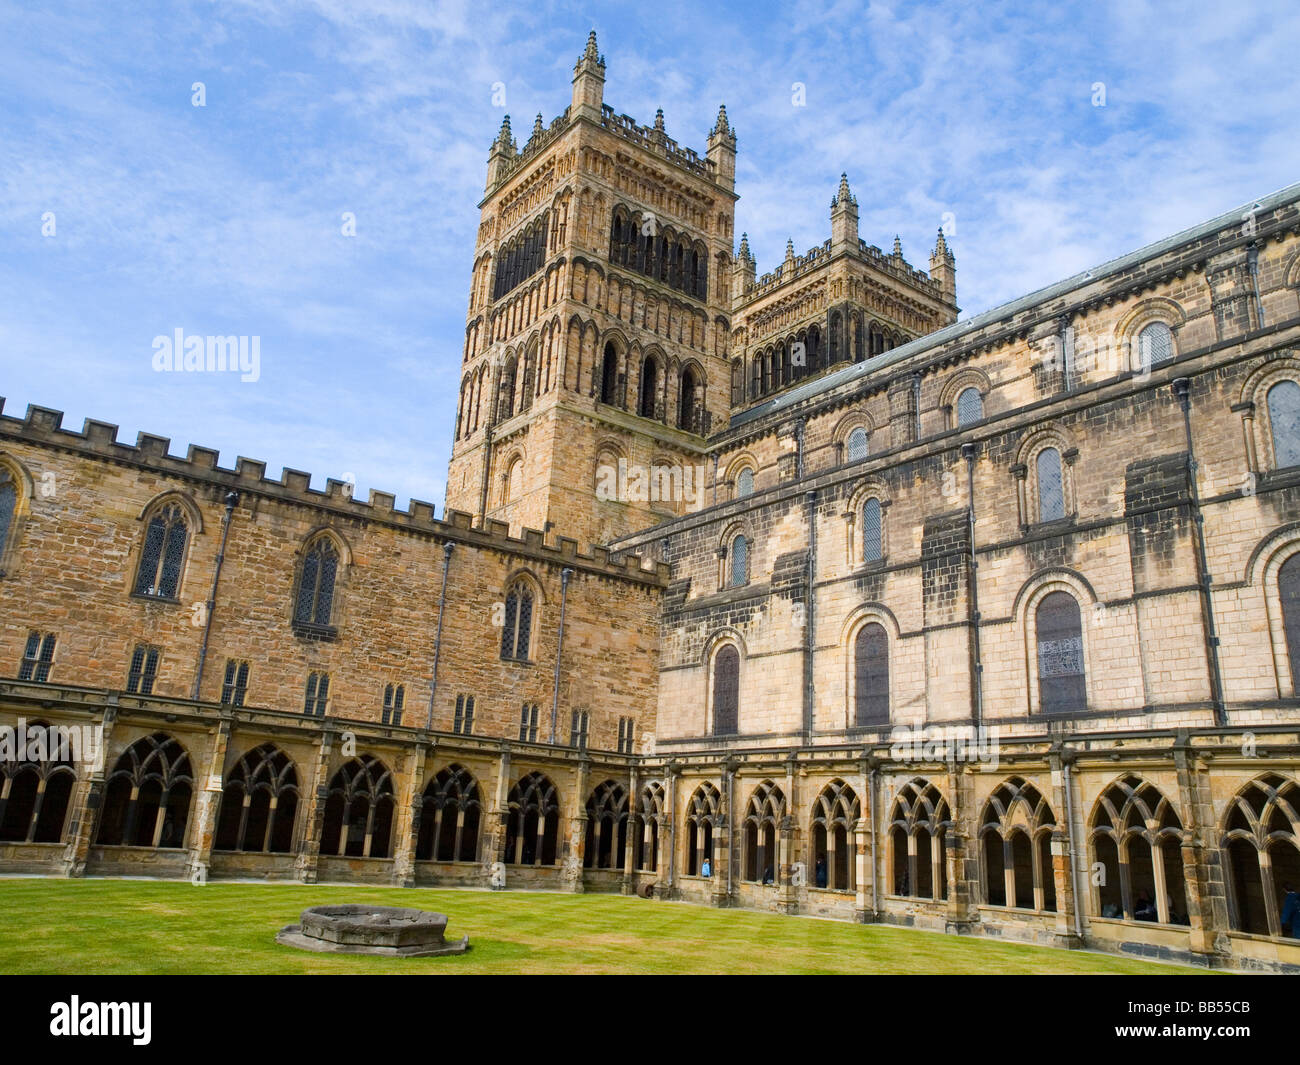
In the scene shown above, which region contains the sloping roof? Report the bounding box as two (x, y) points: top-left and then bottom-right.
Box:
(728, 180), (1300, 431)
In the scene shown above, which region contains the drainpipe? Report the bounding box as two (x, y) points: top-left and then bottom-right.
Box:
(549, 568), (574, 744)
(192, 491), (238, 701)
(1062, 757), (1085, 942)
(426, 541), (455, 729)
(1173, 377), (1227, 726)
(962, 443), (984, 726)
(804, 490), (817, 737)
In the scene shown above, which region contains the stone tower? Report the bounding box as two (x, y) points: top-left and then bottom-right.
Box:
(445, 31), (739, 545)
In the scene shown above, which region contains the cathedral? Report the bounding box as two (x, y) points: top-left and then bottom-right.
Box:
(3, 31), (1300, 972)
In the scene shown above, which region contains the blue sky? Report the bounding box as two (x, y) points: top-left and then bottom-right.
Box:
(2, 0), (1297, 511)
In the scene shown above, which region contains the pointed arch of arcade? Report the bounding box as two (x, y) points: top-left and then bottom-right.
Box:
(810, 779), (860, 891)
(888, 777), (951, 900)
(320, 754), (396, 859)
(684, 781), (721, 876)
(634, 780), (665, 872)
(95, 733), (194, 849)
(1088, 774), (1189, 924)
(1220, 773), (1300, 937)
(505, 771), (560, 866)
(584, 779), (629, 870)
(741, 779), (786, 884)
(0, 719), (76, 844)
(978, 777), (1058, 911)
(416, 763), (482, 863)
(213, 743), (299, 853)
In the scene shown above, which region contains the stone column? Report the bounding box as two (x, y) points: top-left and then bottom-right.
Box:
(713, 758), (737, 907)
(853, 759), (873, 921)
(1174, 738), (1231, 964)
(775, 757), (798, 913)
(1046, 749), (1083, 949)
(295, 729), (335, 884)
(621, 764), (638, 895)
(486, 749), (512, 889)
(186, 715), (233, 883)
(392, 741), (429, 888)
(62, 699), (119, 878)
(563, 757), (590, 893)
(944, 764), (979, 934)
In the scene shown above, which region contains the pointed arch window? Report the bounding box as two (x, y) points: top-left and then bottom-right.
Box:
(742, 780), (785, 884)
(1221, 774), (1300, 937)
(126, 644), (161, 695)
(133, 503), (189, 599)
(639, 356), (658, 418)
(95, 733), (193, 849)
(501, 580), (535, 661)
(1268, 380), (1300, 469)
(979, 778), (1057, 911)
(811, 780), (859, 890)
(1036, 447), (1065, 522)
(320, 755), (395, 858)
(1037, 591), (1086, 714)
(846, 427), (869, 462)
(213, 744), (299, 854)
(584, 780), (629, 870)
(1280, 554), (1300, 694)
(956, 387), (983, 427)
(712, 644), (739, 735)
(888, 779), (950, 899)
(0, 466), (17, 569)
(685, 783), (720, 875)
(1089, 775), (1187, 923)
(600, 343), (620, 406)
(505, 771), (559, 866)
(295, 536), (339, 629)
(417, 764), (482, 862)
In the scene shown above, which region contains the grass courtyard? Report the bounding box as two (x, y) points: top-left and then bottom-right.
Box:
(0, 877), (1203, 975)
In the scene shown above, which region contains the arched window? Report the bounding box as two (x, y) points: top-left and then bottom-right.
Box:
(499, 355), (517, 421)
(1089, 775), (1187, 924)
(600, 342), (620, 406)
(1036, 447), (1065, 522)
(862, 497), (883, 563)
(830, 312), (842, 362)
(505, 771), (559, 866)
(1279, 554), (1300, 694)
(634, 782), (665, 872)
(728, 534), (749, 587)
(500, 579), (535, 661)
(133, 503), (189, 599)
(95, 733), (193, 849)
(956, 387), (983, 427)
(811, 780), (859, 891)
(979, 778), (1057, 911)
(1220, 774), (1300, 937)
(679, 366), (701, 432)
(846, 427), (869, 463)
(684, 782), (720, 876)
(639, 356), (658, 418)
(294, 536), (339, 629)
(713, 644), (739, 735)
(213, 744), (299, 853)
(1137, 321), (1174, 371)
(503, 457), (523, 505)
(584, 780), (629, 870)
(0, 466), (18, 569)
(416, 764), (481, 862)
(888, 779), (950, 900)
(853, 622), (889, 725)
(1268, 380), (1300, 469)
(0, 720), (75, 844)
(732, 467), (754, 499)
(742, 780), (785, 884)
(320, 754), (395, 859)
(1037, 591), (1086, 714)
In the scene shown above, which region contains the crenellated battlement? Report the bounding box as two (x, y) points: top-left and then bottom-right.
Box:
(0, 399), (669, 586)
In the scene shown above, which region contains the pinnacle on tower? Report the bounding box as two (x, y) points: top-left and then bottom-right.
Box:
(495, 114), (514, 149)
(706, 102), (737, 191)
(831, 172), (859, 251)
(834, 172), (855, 207)
(933, 226), (952, 259)
(737, 232), (752, 263)
(531, 113), (544, 141)
(930, 227), (957, 303)
(653, 108), (665, 134)
(571, 29), (606, 117)
(785, 237), (796, 262)
(582, 28), (601, 64)
(892, 234), (903, 258)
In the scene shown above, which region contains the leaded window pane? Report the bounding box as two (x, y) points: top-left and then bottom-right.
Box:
(1037, 592), (1086, 714)
(713, 646), (739, 735)
(730, 536), (748, 587)
(847, 427), (868, 462)
(515, 589), (533, 659)
(1037, 448), (1065, 522)
(296, 552), (319, 622)
(854, 623), (889, 725)
(134, 516), (167, 595)
(501, 590), (518, 658)
(1138, 322), (1173, 370)
(0, 473), (15, 559)
(956, 387), (983, 427)
(295, 539), (338, 626)
(158, 511), (188, 597)
(1269, 381), (1300, 469)
(862, 498), (883, 563)
(19, 631), (40, 680)
(737, 468), (754, 497)
(35, 634), (54, 682)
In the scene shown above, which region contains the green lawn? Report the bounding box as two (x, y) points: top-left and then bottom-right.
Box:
(0, 878), (1203, 974)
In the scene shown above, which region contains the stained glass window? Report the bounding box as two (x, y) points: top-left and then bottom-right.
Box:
(134, 504), (188, 598)
(1037, 447), (1065, 522)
